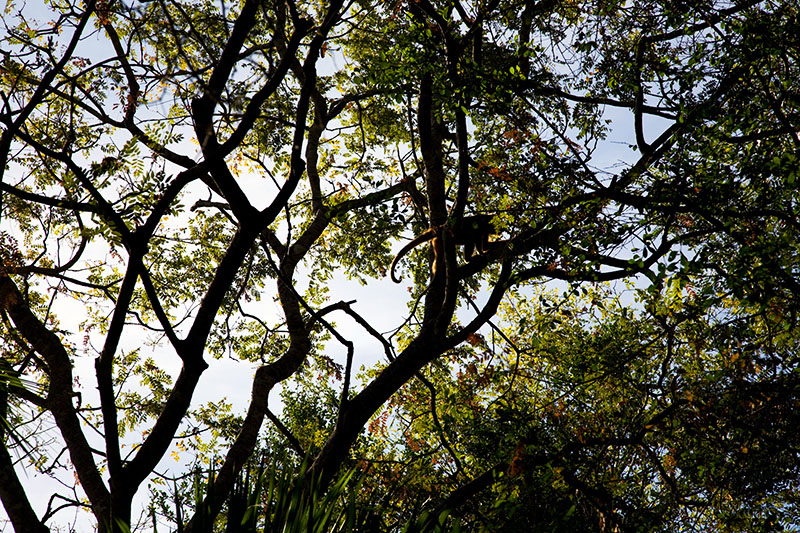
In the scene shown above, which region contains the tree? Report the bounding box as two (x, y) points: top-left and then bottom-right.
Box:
(1, 0), (799, 530)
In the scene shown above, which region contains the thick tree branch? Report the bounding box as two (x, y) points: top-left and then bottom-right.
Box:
(0, 271), (110, 519)
(0, 444), (49, 533)
(183, 274), (311, 531)
(95, 265), (139, 485)
(312, 262), (513, 487)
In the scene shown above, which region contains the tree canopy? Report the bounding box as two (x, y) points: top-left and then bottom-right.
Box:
(1, 0), (799, 530)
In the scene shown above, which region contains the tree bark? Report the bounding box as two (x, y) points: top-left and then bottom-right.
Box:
(0, 445), (50, 533)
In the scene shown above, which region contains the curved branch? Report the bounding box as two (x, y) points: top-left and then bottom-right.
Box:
(0, 270), (110, 518)
(415, 370), (463, 475)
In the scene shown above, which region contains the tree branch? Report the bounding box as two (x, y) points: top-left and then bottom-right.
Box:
(0, 270), (110, 519)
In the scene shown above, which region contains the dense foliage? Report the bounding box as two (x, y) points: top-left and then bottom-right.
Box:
(1, 0), (799, 530)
